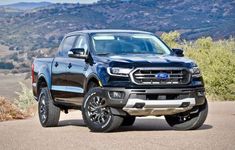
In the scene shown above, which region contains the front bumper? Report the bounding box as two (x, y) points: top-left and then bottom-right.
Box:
(123, 98), (196, 116)
(101, 87), (206, 116)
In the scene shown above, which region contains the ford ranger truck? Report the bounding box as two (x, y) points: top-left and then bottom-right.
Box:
(32, 30), (208, 132)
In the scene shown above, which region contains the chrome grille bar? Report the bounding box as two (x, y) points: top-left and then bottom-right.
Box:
(130, 67), (191, 85)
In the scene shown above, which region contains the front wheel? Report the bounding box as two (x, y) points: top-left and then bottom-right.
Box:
(165, 99), (208, 130)
(82, 88), (123, 132)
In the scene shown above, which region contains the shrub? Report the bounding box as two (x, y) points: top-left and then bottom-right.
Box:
(15, 82), (36, 116)
(160, 31), (180, 48)
(161, 31), (235, 100)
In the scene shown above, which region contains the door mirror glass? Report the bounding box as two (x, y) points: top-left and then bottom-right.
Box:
(68, 48), (87, 59)
(172, 48), (184, 57)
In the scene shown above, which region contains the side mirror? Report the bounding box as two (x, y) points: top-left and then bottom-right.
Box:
(68, 48), (87, 59)
(172, 48), (184, 57)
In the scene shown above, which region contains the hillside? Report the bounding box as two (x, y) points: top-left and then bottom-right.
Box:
(0, 0), (234, 51)
(0, 2), (52, 10)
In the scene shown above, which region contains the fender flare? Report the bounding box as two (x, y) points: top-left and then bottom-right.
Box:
(85, 73), (102, 91)
(37, 64), (52, 91)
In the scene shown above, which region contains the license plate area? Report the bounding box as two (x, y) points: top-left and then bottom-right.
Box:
(130, 93), (191, 100)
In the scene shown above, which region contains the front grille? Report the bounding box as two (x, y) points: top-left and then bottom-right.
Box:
(130, 68), (190, 85)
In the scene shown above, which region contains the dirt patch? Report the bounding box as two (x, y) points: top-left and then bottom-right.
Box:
(0, 96), (25, 121)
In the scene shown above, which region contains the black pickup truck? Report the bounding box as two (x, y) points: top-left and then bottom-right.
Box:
(32, 30), (208, 132)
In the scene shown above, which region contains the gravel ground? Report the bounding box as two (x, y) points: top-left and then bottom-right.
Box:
(0, 101), (235, 150)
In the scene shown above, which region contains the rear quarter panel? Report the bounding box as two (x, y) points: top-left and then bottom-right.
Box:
(32, 58), (54, 98)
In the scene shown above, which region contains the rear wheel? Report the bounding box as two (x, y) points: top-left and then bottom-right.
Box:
(38, 88), (60, 127)
(82, 88), (123, 132)
(121, 116), (136, 126)
(165, 99), (208, 130)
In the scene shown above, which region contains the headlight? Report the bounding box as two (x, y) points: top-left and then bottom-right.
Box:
(190, 67), (201, 77)
(107, 67), (132, 77)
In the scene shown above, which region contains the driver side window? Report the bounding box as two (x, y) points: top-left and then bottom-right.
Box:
(58, 36), (76, 57)
(74, 35), (88, 54)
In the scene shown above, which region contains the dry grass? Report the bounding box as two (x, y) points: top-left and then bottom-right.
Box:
(15, 82), (37, 117)
(0, 75), (36, 122)
(0, 73), (31, 101)
(0, 96), (25, 121)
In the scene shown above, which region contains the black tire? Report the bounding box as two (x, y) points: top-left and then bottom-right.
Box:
(82, 88), (123, 132)
(38, 88), (60, 127)
(121, 116), (136, 126)
(165, 99), (208, 130)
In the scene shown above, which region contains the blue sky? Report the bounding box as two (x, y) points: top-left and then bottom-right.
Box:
(0, 0), (98, 5)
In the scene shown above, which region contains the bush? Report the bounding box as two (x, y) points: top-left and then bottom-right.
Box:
(161, 31), (235, 100)
(15, 82), (36, 116)
(161, 31), (181, 48)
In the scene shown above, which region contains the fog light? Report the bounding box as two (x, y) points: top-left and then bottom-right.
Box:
(109, 91), (125, 99)
(194, 81), (202, 85)
(197, 91), (205, 96)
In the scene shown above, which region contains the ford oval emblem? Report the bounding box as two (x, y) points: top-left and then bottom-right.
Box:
(156, 73), (169, 80)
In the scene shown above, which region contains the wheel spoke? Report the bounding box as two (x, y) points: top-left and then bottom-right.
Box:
(94, 113), (100, 121)
(98, 115), (103, 124)
(100, 114), (106, 123)
(100, 99), (106, 107)
(88, 105), (96, 112)
(91, 99), (99, 107)
(39, 94), (47, 123)
(94, 97), (100, 105)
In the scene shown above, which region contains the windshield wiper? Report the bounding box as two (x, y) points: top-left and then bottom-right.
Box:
(127, 52), (165, 55)
(96, 52), (112, 56)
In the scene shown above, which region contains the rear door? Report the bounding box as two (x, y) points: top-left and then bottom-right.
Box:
(51, 35), (77, 102)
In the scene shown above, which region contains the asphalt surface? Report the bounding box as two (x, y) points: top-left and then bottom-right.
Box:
(0, 102), (235, 150)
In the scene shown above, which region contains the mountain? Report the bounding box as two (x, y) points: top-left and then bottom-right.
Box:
(0, 0), (234, 51)
(0, 2), (52, 10)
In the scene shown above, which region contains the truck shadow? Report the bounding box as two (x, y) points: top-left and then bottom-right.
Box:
(57, 118), (213, 131)
(58, 119), (86, 127)
(117, 118), (213, 132)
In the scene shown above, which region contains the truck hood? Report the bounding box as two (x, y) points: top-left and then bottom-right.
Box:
(95, 54), (196, 68)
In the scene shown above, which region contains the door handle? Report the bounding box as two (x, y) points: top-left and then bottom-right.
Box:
(55, 62), (58, 67)
(68, 63), (72, 69)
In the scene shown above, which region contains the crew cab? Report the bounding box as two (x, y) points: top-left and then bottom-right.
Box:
(32, 30), (208, 132)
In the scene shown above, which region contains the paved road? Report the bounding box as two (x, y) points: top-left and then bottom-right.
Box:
(0, 102), (235, 150)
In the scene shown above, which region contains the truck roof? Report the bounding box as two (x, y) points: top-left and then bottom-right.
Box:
(66, 29), (152, 36)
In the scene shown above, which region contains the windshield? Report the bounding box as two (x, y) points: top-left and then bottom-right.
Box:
(91, 33), (172, 55)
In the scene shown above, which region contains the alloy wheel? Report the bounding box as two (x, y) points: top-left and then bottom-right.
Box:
(87, 96), (111, 127)
(39, 94), (47, 123)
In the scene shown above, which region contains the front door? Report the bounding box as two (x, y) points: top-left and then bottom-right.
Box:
(64, 35), (89, 105)
(51, 35), (77, 103)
